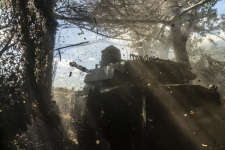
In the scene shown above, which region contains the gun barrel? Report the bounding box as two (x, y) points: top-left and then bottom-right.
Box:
(69, 62), (91, 73)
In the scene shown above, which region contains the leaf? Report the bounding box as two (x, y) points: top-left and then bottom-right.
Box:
(96, 140), (100, 144)
(190, 111), (194, 115)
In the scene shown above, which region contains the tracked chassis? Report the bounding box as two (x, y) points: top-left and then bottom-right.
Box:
(69, 45), (225, 150)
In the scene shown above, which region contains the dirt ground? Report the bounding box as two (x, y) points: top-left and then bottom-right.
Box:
(19, 93), (81, 150)
(53, 93), (79, 146)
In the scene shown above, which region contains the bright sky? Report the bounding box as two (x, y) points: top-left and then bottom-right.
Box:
(214, 0), (225, 14)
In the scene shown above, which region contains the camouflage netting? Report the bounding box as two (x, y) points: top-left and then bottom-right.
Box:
(0, 0), (62, 149)
(193, 55), (225, 106)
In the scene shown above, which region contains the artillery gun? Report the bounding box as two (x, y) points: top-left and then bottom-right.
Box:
(70, 45), (225, 150)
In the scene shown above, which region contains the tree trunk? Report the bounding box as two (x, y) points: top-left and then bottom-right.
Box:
(161, 46), (170, 59)
(171, 21), (191, 69)
(157, 40), (170, 59)
(18, 0), (60, 128)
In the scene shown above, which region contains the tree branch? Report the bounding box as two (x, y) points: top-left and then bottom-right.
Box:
(65, 20), (135, 41)
(0, 24), (13, 30)
(194, 26), (225, 41)
(134, 15), (165, 46)
(152, 0), (166, 13)
(171, 0), (211, 21)
(105, 1), (155, 38)
(136, 24), (165, 49)
(56, 14), (170, 24)
(135, 24), (157, 44)
(205, 29), (225, 41)
(209, 53), (225, 56)
(0, 36), (14, 57)
(54, 41), (89, 51)
(182, 9), (197, 41)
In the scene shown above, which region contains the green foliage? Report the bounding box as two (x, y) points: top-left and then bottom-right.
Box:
(54, 87), (74, 94)
(72, 87), (75, 91)
(191, 0), (225, 37)
(11, 140), (25, 150)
